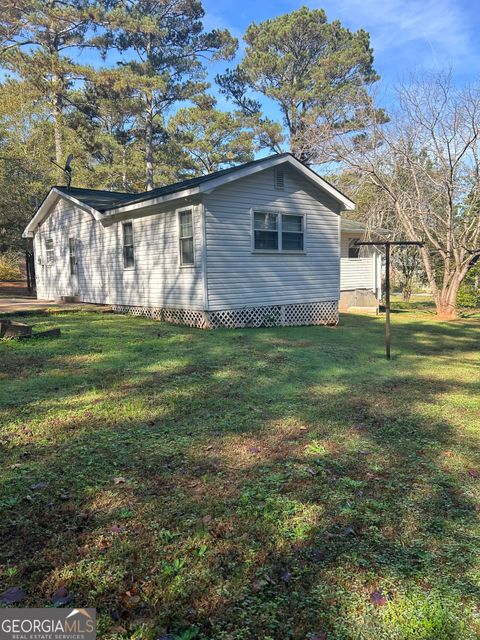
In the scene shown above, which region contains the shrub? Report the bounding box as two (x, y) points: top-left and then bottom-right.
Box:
(0, 252), (22, 281)
(457, 263), (480, 309)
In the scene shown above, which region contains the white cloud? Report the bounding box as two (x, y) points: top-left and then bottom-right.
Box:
(320, 0), (474, 67)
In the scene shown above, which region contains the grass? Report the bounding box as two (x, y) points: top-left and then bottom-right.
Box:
(0, 307), (479, 640)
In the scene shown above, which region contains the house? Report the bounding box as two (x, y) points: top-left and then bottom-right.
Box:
(23, 153), (382, 328)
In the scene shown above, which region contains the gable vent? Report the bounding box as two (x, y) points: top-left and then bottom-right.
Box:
(274, 168), (285, 190)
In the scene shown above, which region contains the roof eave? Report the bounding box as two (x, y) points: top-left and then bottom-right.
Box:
(22, 188), (103, 237)
(104, 154), (355, 217)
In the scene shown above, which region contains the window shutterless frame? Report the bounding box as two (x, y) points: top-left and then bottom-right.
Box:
(68, 237), (77, 275)
(251, 209), (306, 254)
(45, 238), (54, 265)
(122, 221), (135, 269)
(177, 207), (195, 266)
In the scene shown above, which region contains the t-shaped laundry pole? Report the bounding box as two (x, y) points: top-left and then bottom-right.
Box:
(355, 240), (424, 359)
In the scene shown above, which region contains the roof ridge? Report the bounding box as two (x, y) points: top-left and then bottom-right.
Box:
(103, 152), (293, 211)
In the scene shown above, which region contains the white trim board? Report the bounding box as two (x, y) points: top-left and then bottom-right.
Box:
(23, 188), (102, 238)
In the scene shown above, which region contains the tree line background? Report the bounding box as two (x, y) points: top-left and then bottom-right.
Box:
(1, 1), (479, 317)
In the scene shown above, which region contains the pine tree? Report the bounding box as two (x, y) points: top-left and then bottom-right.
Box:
(0, 0), (102, 172)
(104, 0), (237, 190)
(217, 6), (385, 164)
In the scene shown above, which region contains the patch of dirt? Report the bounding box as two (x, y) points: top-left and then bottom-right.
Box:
(0, 281), (33, 298)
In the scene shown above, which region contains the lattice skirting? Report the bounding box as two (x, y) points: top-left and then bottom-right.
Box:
(112, 301), (339, 329)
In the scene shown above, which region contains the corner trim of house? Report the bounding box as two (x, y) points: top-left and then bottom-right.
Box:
(200, 202), (209, 311)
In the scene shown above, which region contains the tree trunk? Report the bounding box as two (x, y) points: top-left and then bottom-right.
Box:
(145, 93), (154, 191)
(434, 277), (462, 320)
(52, 88), (63, 165)
(122, 146), (127, 191)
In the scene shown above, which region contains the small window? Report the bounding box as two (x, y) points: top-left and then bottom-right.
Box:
(179, 209), (194, 265)
(46, 238), (54, 265)
(122, 222), (135, 269)
(254, 212), (278, 250)
(282, 214), (304, 251)
(69, 237), (77, 275)
(348, 238), (360, 259)
(274, 168), (284, 190)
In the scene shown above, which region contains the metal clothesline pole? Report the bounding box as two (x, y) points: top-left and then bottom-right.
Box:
(355, 240), (424, 360)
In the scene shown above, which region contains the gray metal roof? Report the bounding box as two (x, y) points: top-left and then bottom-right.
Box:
(53, 186), (134, 212)
(341, 218), (390, 236)
(55, 154), (292, 213)
(54, 153), (355, 213)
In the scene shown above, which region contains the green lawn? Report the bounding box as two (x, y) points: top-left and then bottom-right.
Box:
(1, 309), (479, 640)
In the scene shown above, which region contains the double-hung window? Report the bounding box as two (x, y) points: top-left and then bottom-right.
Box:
(179, 209), (194, 266)
(69, 237), (77, 275)
(253, 211), (304, 252)
(45, 238), (54, 265)
(253, 212), (278, 250)
(122, 222), (135, 269)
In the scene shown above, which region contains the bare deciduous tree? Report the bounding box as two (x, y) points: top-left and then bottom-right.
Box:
(330, 72), (480, 319)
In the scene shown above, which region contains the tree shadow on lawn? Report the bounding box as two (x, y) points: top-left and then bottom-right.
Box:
(0, 312), (479, 639)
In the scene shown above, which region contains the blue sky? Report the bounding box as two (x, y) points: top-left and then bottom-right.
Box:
(202, 0), (480, 114)
(4, 0), (478, 147)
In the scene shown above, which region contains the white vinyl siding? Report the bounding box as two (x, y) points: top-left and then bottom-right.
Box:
(33, 198), (205, 308)
(203, 167), (340, 310)
(340, 232), (377, 292)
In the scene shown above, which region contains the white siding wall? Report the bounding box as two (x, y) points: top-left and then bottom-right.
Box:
(33, 197), (205, 309)
(202, 167), (341, 310)
(340, 232), (375, 292)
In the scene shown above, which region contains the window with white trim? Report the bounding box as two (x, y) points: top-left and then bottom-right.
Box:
(253, 211), (304, 252)
(46, 238), (54, 265)
(69, 237), (77, 275)
(122, 222), (135, 269)
(348, 237), (360, 259)
(179, 209), (194, 265)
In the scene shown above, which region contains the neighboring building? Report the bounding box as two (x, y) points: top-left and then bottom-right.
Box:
(339, 218), (383, 312)
(23, 153), (382, 328)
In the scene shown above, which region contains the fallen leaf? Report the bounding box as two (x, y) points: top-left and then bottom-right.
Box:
(327, 525), (356, 538)
(31, 482), (48, 490)
(306, 467), (318, 476)
(280, 569), (292, 584)
(0, 587), (26, 604)
(468, 469), (479, 478)
(51, 587), (71, 606)
(370, 590), (387, 606)
(202, 514), (212, 526)
(113, 477), (126, 484)
(109, 524), (125, 534)
(252, 578), (268, 592)
(10, 463), (22, 469)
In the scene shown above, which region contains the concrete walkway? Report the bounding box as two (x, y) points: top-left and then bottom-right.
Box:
(0, 297), (104, 314)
